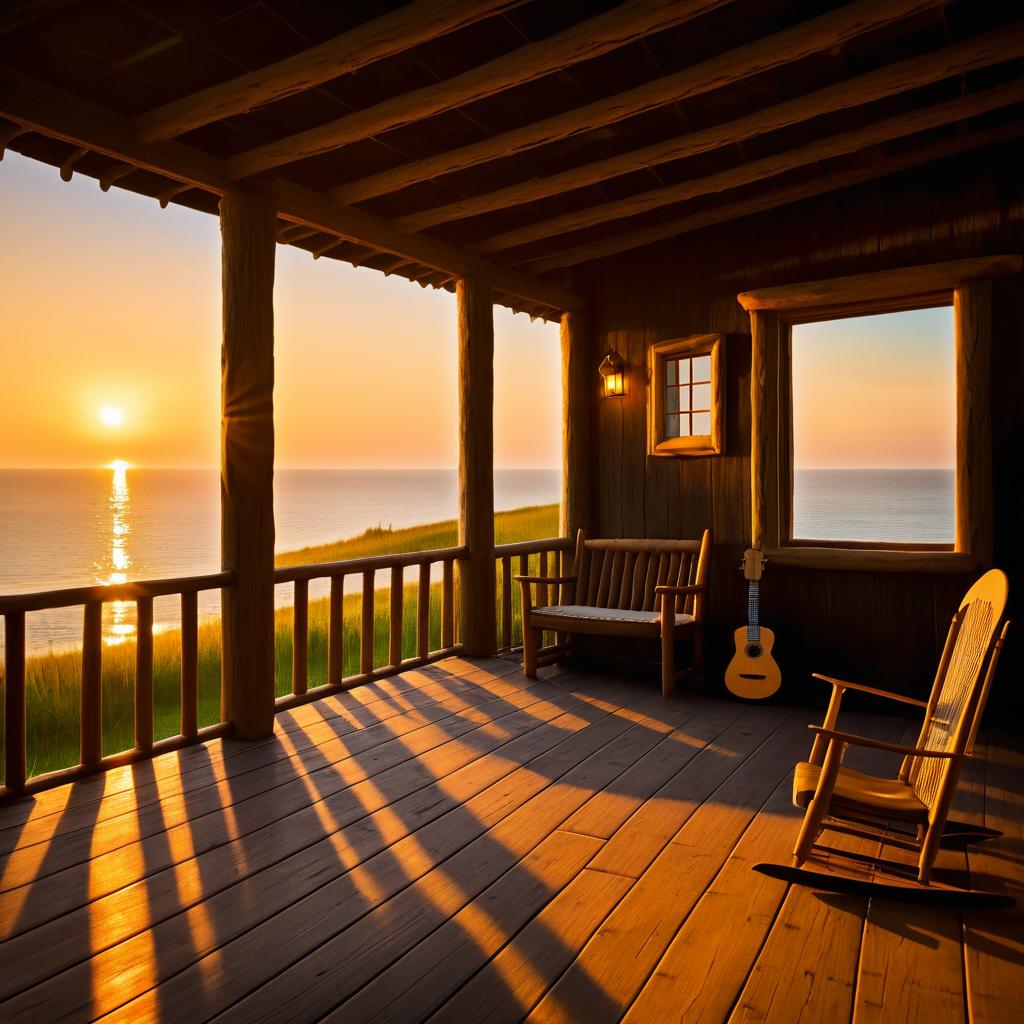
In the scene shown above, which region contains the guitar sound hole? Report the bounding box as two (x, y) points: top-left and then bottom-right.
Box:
(745, 644), (763, 658)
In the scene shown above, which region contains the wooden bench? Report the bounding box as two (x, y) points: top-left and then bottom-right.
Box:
(516, 529), (711, 698)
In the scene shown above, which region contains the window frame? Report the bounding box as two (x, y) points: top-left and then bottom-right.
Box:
(647, 333), (724, 458)
(738, 255), (1018, 572)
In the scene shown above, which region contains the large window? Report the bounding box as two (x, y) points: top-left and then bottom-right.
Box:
(790, 307), (955, 544)
(738, 255), (1016, 571)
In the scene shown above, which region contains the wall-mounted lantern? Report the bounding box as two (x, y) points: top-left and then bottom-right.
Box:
(598, 349), (626, 398)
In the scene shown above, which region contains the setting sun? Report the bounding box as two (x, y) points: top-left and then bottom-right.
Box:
(100, 405), (124, 427)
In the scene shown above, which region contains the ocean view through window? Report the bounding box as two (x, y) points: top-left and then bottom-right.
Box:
(790, 306), (956, 544)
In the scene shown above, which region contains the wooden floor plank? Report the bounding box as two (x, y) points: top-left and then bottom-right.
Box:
(0, 679), (580, 941)
(0, 658), (1018, 1024)
(0, 676), (562, 892)
(75, 684), (684, 1023)
(426, 867), (634, 1024)
(963, 733), (1024, 1024)
(322, 830), (606, 1024)
(522, 715), (815, 1024)
(0, 660), (530, 852)
(0, 679), (641, 1014)
(207, 701), (698, 1024)
(587, 705), (794, 879)
(716, 716), (909, 1024)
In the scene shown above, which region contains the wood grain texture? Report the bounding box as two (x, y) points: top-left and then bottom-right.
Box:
(1, 663), (1020, 1022)
(219, 189), (277, 740)
(233, 0), (729, 177)
(335, 0), (947, 204)
(133, 0), (526, 143)
(561, 309), (593, 538)
(457, 275), (497, 656)
(395, 24), (1024, 231)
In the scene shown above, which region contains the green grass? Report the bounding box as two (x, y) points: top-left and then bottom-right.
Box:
(1, 503), (559, 782)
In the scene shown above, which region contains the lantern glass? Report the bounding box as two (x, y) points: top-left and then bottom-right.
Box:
(598, 351), (626, 398)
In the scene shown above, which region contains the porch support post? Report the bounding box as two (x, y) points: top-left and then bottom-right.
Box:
(457, 274), (497, 656)
(560, 309), (592, 538)
(220, 189), (277, 739)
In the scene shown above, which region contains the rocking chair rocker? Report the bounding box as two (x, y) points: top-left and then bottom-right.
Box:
(755, 568), (1013, 909)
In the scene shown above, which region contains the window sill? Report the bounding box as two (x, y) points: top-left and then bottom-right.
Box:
(650, 437), (719, 458)
(765, 546), (978, 573)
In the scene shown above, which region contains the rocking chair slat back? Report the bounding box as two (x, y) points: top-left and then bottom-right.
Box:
(908, 570), (1008, 806)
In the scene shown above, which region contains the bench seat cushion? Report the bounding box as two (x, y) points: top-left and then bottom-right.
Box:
(531, 604), (694, 626)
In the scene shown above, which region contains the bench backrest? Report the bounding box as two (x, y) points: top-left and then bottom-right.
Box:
(570, 529), (712, 620)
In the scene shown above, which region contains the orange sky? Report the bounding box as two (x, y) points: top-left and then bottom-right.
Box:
(791, 306), (956, 470)
(0, 153), (560, 469)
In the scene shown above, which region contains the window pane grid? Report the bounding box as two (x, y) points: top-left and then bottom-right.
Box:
(664, 353), (711, 438)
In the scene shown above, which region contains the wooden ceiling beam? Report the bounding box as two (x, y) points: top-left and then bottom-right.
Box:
(0, 69), (581, 313)
(397, 23), (1024, 232)
(331, 0), (950, 206)
(270, 180), (584, 311)
(523, 120), (1024, 274)
(133, 0), (528, 145)
(472, 77), (1024, 255)
(228, 0), (730, 178)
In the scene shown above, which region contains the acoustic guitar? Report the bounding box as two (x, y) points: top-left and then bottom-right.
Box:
(724, 548), (781, 699)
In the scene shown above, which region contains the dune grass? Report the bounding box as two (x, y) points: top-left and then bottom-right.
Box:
(1, 503), (559, 781)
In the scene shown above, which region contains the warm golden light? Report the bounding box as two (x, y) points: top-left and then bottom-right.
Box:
(100, 405), (124, 427)
(598, 351), (626, 398)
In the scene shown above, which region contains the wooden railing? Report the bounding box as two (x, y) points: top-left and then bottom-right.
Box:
(273, 545), (466, 711)
(494, 537), (575, 653)
(0, 571), (233, 797)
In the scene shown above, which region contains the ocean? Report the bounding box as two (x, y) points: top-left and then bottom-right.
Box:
(0, 468), (560, 654)
(1, 467), (954, 655)
(793, 469), (954, 543)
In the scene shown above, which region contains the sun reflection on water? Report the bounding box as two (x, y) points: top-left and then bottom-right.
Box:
(102, 461), (134, 645)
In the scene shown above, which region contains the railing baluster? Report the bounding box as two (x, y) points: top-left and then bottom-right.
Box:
(327, 576), (342, 687)
(442, 559), (454, 649)
(361, 570), (375, 675)
(135, 596), (154, 752)
(501, 556), (512, 652)
(417, 563), (430, 659)
(180, 591), (198, 739)
(389, 566), (404, 667)
(81, 601), (103, 768)
(4, 611), (26, 793)
(294, 579), (309, 695)
(538, 550), (549, 609)
(518, 555), (529, 647)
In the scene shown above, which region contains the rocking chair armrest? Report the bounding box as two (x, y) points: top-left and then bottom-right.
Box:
(807, 725), (965, 760)
(654, 584), (706, 596)
(811, 673), (929, 709)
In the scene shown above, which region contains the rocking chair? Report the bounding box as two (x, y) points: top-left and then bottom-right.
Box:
(755, 568), (1012, 908)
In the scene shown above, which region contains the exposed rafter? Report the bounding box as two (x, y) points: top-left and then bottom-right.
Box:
(395, 23), (1024, 232)
(227, 0), (731, 178)
(0, 69), (583, 313)
(329, 0), (949, 206)
(523, 121), (1024, 274)
(471, 78), (1024, 256)
(133, 0), (528, 145)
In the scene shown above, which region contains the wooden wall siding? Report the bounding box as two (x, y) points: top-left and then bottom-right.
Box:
(576, 141), (1024, 721)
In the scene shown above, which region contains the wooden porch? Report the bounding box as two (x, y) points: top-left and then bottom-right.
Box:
(0, 657), (1020, 1024)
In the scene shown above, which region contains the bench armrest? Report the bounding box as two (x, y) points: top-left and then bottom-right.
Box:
(654, 584), (705, 596)
(812, 673), (928, 709)
(808, 725), (963, 760)
(513, 576), (577, 585)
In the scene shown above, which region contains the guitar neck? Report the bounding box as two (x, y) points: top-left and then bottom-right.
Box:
(746, 580), (761, 643)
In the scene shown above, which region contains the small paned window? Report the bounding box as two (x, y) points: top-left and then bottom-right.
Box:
(648, 334), (723, 457)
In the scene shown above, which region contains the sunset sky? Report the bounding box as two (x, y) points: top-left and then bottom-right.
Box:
(0, 152), (561, 470)
(1, 153), (956, 472)
(791, 306), (956, 470)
